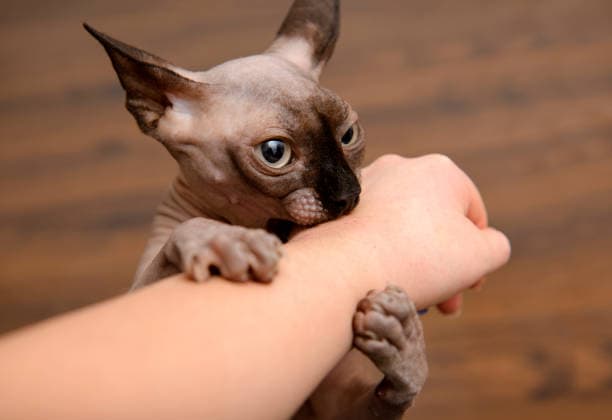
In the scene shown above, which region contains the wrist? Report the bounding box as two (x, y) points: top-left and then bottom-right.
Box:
(287, 216), (387, 303)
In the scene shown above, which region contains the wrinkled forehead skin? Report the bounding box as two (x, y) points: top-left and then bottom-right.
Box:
(195, 54), (349, 137)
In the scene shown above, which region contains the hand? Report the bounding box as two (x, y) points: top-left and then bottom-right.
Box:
(293, 154), (511, 312)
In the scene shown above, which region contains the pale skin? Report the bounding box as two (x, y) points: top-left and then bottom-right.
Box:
(0, 155), (510, 420)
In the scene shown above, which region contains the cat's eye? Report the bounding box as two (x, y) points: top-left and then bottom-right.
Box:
(340, 124), (358, 146)
(255, 139), (292, 169)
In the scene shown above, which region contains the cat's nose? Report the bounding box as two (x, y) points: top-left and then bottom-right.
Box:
(331, 189), (361, 216)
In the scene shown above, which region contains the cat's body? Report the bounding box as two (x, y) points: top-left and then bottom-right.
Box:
(86, 1), (427, 418)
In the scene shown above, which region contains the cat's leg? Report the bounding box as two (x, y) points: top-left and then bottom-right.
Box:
(293, 349), (384, 420)
(350, 285), (428, 418)
(295, 286), (427, 420)
(132, 217), (282, 289)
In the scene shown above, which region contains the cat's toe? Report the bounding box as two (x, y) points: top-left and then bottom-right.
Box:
(202, 229), (282, 283)
(353, 306), (407, 354)
(209, 235), (252, 282)
(186, 248), (215, 282)
(169, 221), (283, 283)
(182, 235), (251, 283)
(241, 229), (283, 282)
(357, 285), (414, 324)
(352, 285), (428, 406)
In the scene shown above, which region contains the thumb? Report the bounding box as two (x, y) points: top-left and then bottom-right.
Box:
(480, 227), (511, 272)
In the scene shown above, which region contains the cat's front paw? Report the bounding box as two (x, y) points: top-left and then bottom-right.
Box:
(353, 285), (428, 408)
(166, 218), (282, 283)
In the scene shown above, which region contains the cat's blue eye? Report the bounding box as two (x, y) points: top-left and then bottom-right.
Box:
(341, 123), (358, 146)
(255, 139), (292, 169)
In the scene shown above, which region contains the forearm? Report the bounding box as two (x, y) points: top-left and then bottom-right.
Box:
(0, 155), (511, 420)
(0, 221), (391, 420)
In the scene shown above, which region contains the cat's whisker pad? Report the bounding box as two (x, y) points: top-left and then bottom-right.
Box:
(283, 188), (328, 226)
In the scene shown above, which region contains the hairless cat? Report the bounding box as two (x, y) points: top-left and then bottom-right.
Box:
(85, 1), (427, 417)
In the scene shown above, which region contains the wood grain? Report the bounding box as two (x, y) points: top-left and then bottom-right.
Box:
(1, 0), (611, 418)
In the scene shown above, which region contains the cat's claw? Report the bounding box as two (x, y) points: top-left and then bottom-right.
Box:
(353, 285), (428, 408)
(166, 218), (282, 283)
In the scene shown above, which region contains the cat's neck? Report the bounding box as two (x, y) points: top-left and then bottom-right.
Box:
(161, 172), (290, 230)
(158, 174), (228, 225)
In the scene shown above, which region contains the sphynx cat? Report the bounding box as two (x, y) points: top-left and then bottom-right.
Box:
(85, 0), (427, 418)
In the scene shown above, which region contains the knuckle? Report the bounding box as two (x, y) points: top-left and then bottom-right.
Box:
(498, 232), (512, 262)
(379, 153), (403, 164)
(425, 153), (455, 167)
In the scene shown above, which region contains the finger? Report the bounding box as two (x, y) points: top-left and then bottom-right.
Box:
(480, 227), (512, 272)
(436, 293), (463, 315)
(432, 155), (488, 229)
(471, 276), (487, 291)
(461, 171), (488, 229)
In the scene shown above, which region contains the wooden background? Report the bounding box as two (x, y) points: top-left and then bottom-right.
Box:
(1, 0), (611, 418)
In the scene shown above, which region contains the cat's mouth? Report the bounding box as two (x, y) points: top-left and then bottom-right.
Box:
(269, 187), (359, 242)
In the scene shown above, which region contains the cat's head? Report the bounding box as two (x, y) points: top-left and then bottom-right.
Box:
(85, 0), (364, 230)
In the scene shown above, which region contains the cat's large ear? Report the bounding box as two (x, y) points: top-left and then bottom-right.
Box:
(267, 0), (340, 80)
(84, 23), (205, 138)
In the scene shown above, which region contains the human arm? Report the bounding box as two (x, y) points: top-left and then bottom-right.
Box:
(0, 154), (510, 420)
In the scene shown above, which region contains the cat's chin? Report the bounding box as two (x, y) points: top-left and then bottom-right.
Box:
(265, 219), (294, 243)
(265, 215), (324, 244)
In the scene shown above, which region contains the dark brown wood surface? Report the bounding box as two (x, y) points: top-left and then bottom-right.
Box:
(1, 0), (611, 418)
